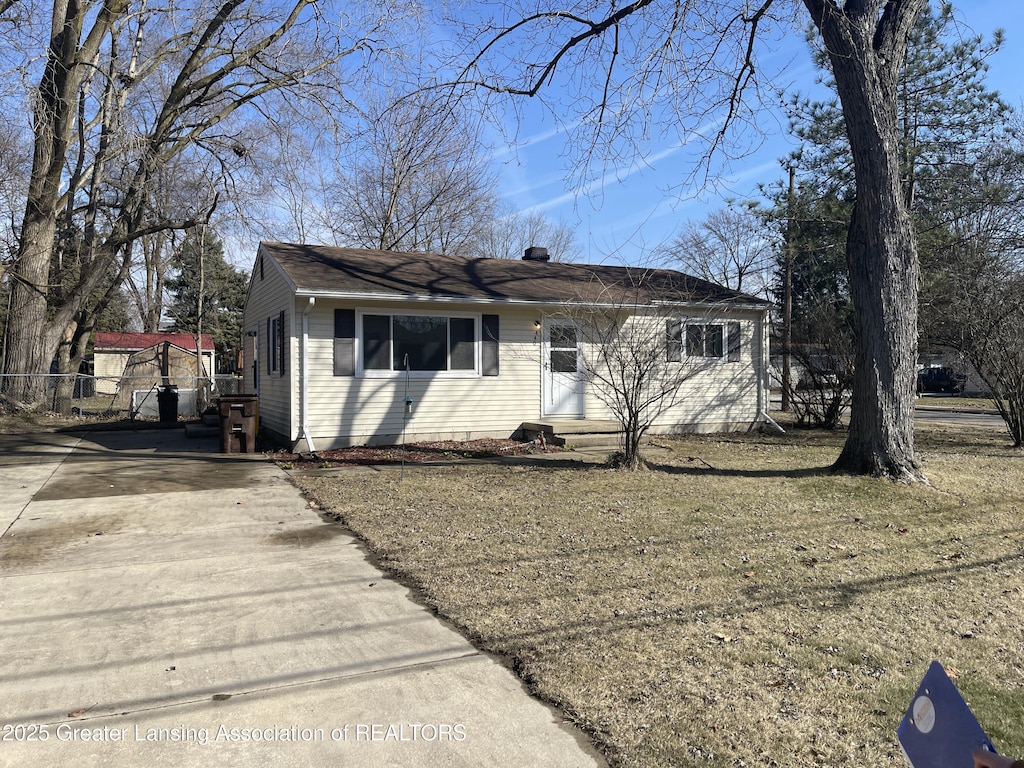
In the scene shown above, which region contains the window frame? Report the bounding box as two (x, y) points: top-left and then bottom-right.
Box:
(686, 322), (724, 359)
(268, 315), (281, 374)
(667, 318), (741, 362)
(355, 309), (483, 378)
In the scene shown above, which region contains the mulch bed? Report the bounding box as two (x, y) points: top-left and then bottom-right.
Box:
(271, 438), (561, 468)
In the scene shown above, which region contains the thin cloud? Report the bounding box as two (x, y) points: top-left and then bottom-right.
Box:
(519, 117), (726, 213)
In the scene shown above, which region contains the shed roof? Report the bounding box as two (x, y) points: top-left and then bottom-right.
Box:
(258, 242), (769, 308)
(94, 332), (215, 352)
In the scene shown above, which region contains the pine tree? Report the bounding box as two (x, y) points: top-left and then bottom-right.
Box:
(772, 4), (1014, 436)
(165, 229), (248, 363)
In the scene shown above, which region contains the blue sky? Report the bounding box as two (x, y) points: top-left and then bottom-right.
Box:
(492, 1), (1024, 266)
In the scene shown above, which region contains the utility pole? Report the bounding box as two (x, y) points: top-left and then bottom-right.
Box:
(781, 165), (795, 412)
(196, 225), (207, 412)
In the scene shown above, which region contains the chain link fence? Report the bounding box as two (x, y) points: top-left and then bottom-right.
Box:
(0, 373), (246, 422)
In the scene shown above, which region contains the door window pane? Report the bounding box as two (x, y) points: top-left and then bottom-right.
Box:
(551, 350), (577, 372)
(550, 325), (576, 348)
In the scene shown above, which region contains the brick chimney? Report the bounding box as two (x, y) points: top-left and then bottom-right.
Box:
(522, 246), (550, 262)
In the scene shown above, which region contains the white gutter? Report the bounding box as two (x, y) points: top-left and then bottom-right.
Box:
(296, 297), (316, 453)
(292, 289), (770, 313)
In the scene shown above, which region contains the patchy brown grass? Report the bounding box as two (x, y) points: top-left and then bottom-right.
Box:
(0, 411), (87, 434)
(271, 438), (560, 468)
(291, 424), (1024, 767)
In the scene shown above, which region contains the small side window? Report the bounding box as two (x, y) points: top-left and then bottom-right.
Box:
(686, 323), (724, 358)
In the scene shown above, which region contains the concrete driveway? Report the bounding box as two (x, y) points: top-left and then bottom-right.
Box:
(0, 429), (603, 768)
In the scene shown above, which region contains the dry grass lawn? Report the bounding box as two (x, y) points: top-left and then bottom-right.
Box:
(293, 424), (1024, 767)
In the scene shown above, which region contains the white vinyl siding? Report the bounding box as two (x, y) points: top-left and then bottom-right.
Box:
(242, 246), (768, 448)
(303, 303), (542, 447)
(241, 249), (296, 441)
(583, 310), (764, 434)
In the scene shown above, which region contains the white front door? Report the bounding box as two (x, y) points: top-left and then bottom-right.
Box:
(543, 320), (584, 416)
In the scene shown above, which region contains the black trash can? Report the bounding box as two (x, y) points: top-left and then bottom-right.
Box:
(156, 384), (179, 423)
(218, 395), (259, 453)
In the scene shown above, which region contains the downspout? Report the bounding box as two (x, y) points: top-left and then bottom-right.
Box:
(755, 307), (785, 434)
(296, 297), (316, 453)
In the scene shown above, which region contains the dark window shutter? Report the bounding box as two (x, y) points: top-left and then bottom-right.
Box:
(728, 321), (741, 362)
(666, 319), (682, 362)
(279, 310), (287, 375)
(481, 314), (499, 376)
(334, 308), (356, 376)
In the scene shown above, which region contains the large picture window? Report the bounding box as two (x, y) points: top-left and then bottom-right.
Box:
(361, 313), (479, 373)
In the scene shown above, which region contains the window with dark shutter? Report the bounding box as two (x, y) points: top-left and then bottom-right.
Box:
(685, 323), (724, 358)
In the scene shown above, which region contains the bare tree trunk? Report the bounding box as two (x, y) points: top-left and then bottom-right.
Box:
(196, 225), (208, 412)
(2, 0), (127, 404)
(837, 194), (921, 479)
(4, 0), (358, 407)
(4, 217), (57, 406)
(809, 0), (927, 482)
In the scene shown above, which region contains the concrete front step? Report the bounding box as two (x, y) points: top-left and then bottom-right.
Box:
(518, 420), (624, 449)
(558, 432), (623, 448)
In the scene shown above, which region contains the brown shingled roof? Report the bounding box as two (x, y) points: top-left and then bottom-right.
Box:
(259, 242), (767, 308)
(94, 332), (215, 351)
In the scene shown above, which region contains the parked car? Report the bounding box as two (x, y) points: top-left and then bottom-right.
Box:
(917, 366), (966, 394)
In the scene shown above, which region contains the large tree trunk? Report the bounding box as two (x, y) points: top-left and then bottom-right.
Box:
(3, 217), (58, 408)
(809, 0), (927, 482)
(2, 0), (124, 405)
(836, 192), (922, 480)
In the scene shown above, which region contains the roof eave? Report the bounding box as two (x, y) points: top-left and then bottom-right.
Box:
(650, 299), (771, 312)
(294, 288), (767, 312)
(292, 289), (622, 310)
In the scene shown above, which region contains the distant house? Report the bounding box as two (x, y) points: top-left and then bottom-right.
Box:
(242, 242), (772, 451)
(93, 332), (216, 394)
